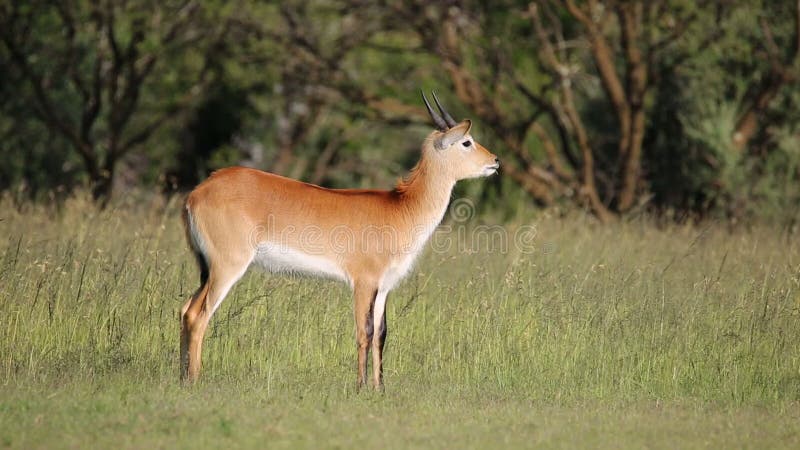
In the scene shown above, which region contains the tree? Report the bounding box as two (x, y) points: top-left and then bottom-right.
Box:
(0, 0), (231, 205)
(372, 1), (725, 219)
(227, 0), (438, 186)
(2, 0), (797, 222)
(732, 0), (800, 151)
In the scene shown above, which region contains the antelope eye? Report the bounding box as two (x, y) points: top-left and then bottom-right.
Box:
(462, 141), (472, 147)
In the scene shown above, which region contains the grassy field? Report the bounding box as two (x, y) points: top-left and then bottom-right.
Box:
(1, 193), (799, 448)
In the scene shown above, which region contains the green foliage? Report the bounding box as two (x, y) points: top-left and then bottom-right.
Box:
(1, 1), (799, 221)
(641, 0), (800, 221)
(647, 91), (800, 223)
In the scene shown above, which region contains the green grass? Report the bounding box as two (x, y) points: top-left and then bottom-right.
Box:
(1, 193), (799, 448)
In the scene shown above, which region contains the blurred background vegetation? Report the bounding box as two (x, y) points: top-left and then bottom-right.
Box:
(1, 0), (799, 224)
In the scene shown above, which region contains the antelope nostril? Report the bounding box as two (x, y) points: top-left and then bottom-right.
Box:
(494, 158), (500, 165)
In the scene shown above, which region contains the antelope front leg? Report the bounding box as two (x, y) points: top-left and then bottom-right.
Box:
(371, 290), (389, 389)
(353, 282), (378, 388)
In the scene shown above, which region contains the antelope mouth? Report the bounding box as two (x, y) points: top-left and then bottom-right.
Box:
(483, 163), (500, 176)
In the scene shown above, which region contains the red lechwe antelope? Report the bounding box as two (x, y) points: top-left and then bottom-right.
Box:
(180, 92), (499, 388)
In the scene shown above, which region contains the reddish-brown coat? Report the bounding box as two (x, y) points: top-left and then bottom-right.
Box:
(180, 120), (498, 387)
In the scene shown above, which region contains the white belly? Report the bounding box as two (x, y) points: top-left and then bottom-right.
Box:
(253, 242), (347, 282)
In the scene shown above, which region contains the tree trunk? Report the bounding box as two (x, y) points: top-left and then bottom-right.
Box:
(90, 159), (115, 208)
(732, 72), (787, 150)
(617, 105), (646, 211)
(615, 3), (647, 212)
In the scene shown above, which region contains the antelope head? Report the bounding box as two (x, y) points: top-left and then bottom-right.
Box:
(421, 91), (500, 180)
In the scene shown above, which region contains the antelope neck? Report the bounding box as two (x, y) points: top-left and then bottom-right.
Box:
(395, 158), (456, 225)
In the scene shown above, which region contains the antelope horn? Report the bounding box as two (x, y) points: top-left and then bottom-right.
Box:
(421, 90), (448, 131)
(432, 91), (458, 128)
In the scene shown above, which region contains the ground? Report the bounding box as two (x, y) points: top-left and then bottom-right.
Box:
(1, 194), (798, 448)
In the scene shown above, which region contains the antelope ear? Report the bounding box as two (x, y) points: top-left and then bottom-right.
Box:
(435, 120), (472, 149)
